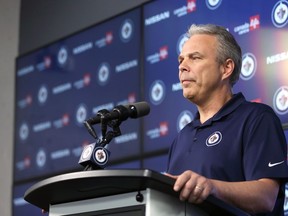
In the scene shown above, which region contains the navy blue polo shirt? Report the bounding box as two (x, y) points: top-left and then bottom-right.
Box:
(167, 93), (288, 182)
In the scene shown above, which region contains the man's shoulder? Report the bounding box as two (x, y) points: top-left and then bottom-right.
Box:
(239, 100), (275, 114)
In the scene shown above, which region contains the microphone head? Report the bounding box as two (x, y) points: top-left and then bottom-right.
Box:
(126, 101), (150, 118)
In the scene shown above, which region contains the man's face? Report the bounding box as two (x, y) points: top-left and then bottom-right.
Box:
(178, 34), (224, 105)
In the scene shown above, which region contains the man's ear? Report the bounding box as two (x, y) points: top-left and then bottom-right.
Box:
(221, 58), (235, 80)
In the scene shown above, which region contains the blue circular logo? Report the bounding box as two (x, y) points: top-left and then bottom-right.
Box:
(206, 131), (222, 146)
(149, 80), (166, 105)
(93, 147), (109, 166)
(240, 53), (257, 81)
(176, 33), (189, 55)
(120, 19), (134, 43)
(75, 103), (88, 126)
(273, 86), (288, 115)
(271, 1), (288, 28)
(97, 62), (110, 86)
(206, 0), (222, 10)
(177, 110), (193, 132)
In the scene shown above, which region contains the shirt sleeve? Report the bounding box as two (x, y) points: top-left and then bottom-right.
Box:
(243, 106), (288, 181)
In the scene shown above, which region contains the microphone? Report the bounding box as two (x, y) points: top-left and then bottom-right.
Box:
(79, 101), (150, 170)
(85, 101), (150, 125)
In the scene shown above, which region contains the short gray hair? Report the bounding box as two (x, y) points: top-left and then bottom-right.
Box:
(187, 24), (242, 86)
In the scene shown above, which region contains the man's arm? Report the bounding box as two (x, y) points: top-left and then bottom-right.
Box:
(166, 171), (280, 214)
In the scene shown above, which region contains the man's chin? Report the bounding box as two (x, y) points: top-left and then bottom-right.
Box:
(183, 93), (195, 101)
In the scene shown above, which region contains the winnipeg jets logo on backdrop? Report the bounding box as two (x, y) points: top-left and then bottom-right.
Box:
(206, 131), (222, 146)
(241, 53), (257, 81)
(273, 86), (288, 115)
(177, 34), (189, 55)
(206, 0), (222, 10)
(38, 85), (49, 105)
(120, 19), (133, 42)
(36, 149), (46, 168)
(177, 110), (193, 132)
(57, 47), (68, 66)
(75, 104), (88, 126)
(19, 122), (29, 141)
(271, 1), (288, 28)
(97, 63), (110, 86)
(149, 80), (166, 105)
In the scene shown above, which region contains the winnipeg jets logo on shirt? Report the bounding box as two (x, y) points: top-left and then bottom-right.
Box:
(206, 131), (222, 147)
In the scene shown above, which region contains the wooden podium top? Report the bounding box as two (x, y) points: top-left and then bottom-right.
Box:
(24, 169), (249, 215)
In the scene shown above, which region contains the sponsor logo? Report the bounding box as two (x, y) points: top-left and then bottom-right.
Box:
(266, 51), (288, 64)
(206, 131), (222, 146)
(120, 19), (134, 42)
(17, 65), (34, 77)
(240, 53), (257, 80)
(74, 73), (91, 89)
(73, 42), (93, 55)
(53, 114), (70, 129)
(17, 94), (32, 109)
(177, 110), (193, 132)
(234, 14), (260, 35)
(93, 102), (114, 115)
(51, 148), (70, 160)
(97, 62), (110, 86)
(146, 121), (169, 139)
(273, 86), (288, 115)
(95, 31), (113, 48)
(36, 56), (52, 71)
(271, 1), (288, 28)
(149, 80), (166, 105)
(16, 156), (31, 170)
(33, 121), (51, 133)
(115, 59), (138, 73)
(206, 0), (222, 10)
(52, 82), (72, 95)
(174, 0), (196, 17)
(146, 46), (169, 64)
(116, 93), (137, 107)
(114, 132), (138, 144)
(145, 11), (170, 26)
(268, 160), (285, 167)
(172, 82), (182, 92)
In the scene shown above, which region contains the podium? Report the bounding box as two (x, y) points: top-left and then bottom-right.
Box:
(24, 169), (250, 216)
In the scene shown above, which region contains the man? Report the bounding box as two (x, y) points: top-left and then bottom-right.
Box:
(166, 24), (288, 215)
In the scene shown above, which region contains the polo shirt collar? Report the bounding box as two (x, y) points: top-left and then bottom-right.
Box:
(192, 92), (245, 128)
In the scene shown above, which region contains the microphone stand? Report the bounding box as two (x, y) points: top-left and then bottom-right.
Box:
(81, 115), (122, 171)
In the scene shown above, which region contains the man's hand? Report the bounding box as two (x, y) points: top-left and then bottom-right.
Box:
(165, 170), (214, 204)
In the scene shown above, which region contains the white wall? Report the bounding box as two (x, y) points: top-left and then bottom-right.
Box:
(1, 1), (151, 215)
(0, 0), (19, 215)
